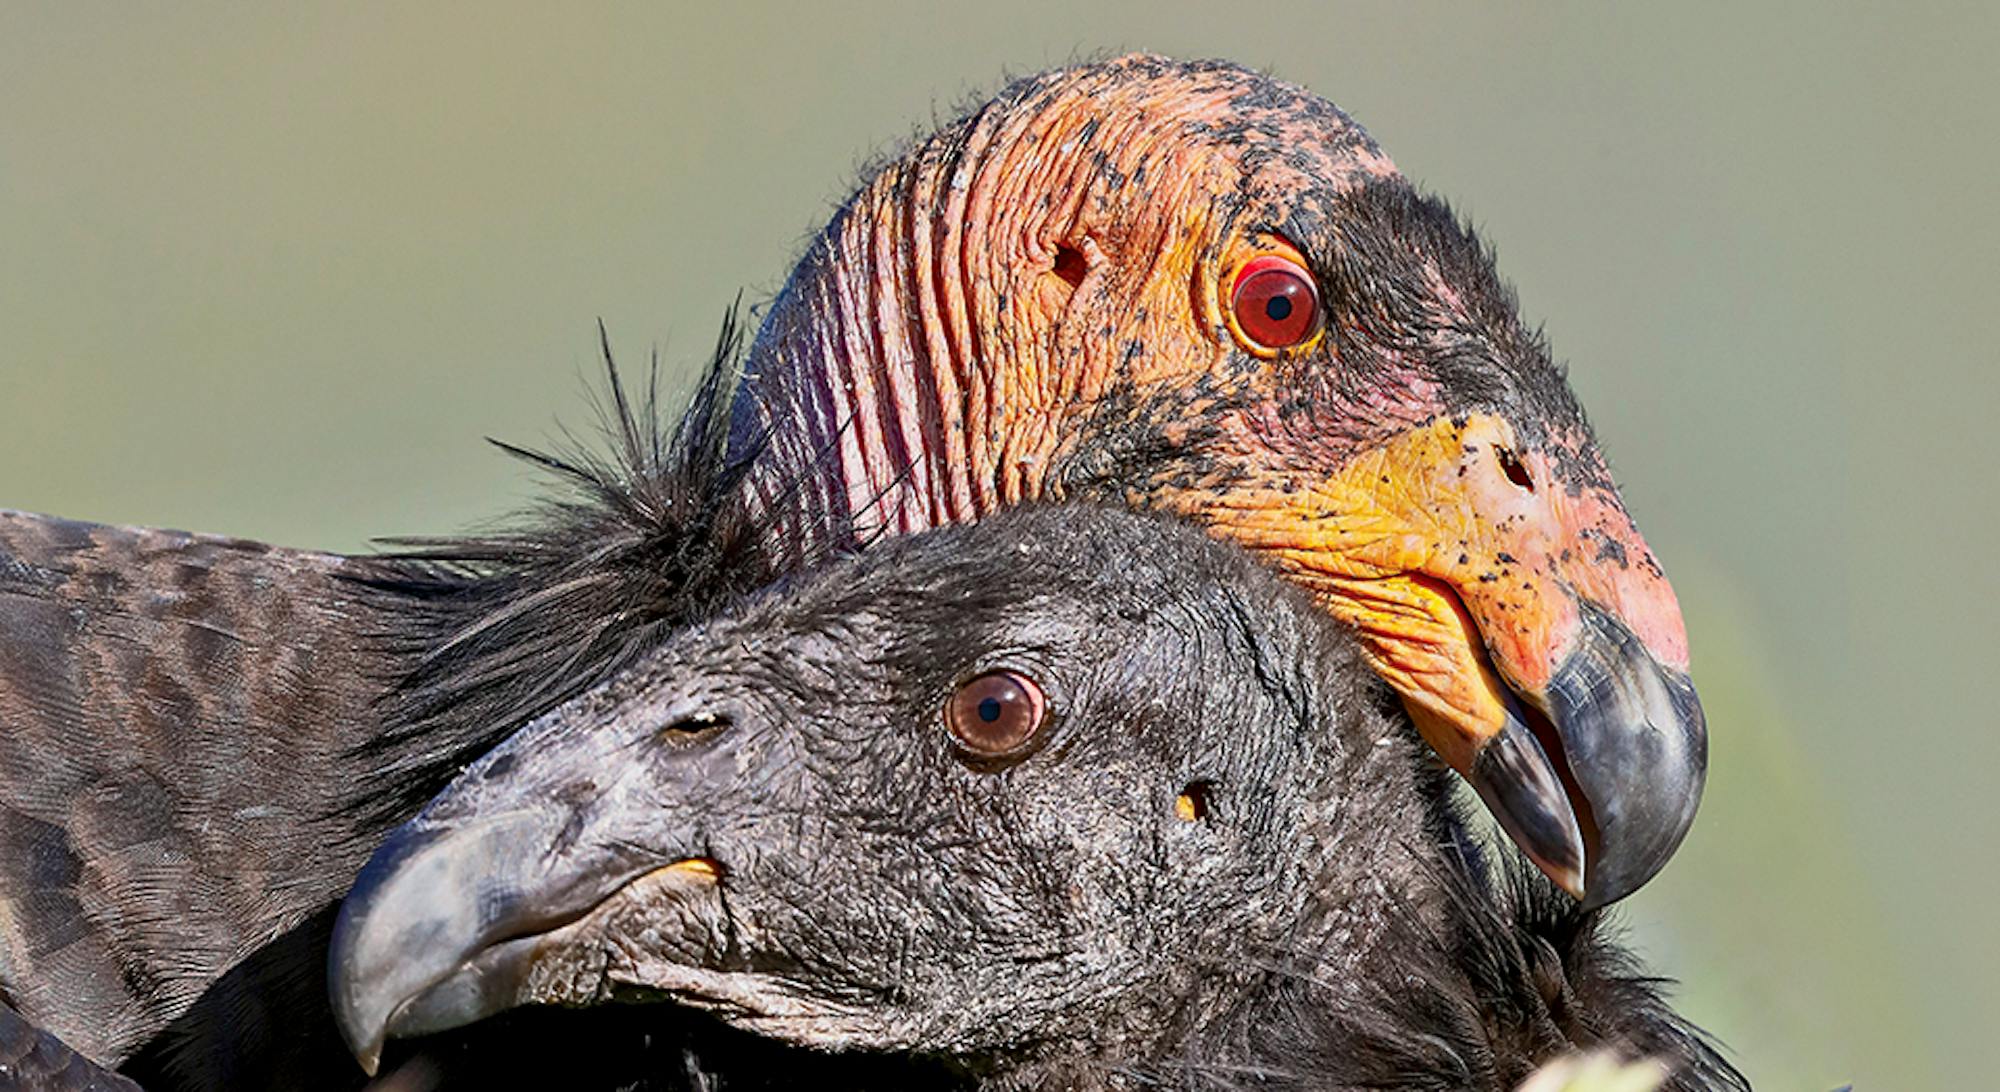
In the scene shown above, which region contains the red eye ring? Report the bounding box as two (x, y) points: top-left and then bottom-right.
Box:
(1229, 255), (1321, 351)
(944, 669), (1047, 760)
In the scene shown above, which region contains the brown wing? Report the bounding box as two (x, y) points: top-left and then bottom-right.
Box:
(0, 999), (142, 1092)
(0, 510), (390, 1067)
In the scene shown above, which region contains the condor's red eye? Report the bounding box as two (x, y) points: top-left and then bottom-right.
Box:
(945, 670), (1047, 760)
(1230, 255), (1320, 350)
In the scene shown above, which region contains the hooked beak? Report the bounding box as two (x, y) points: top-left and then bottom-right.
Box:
(329, 814), (545, 1075)
(1201, 412), (1706, 905)
(1466, 604), (1705, 907)
(330, 811), (729, 1075)
(327, 694), (738, 1075)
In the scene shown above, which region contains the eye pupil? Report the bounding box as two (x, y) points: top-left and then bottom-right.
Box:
(1229, 254), (1320, 350)
(945, 670), (1048, 759)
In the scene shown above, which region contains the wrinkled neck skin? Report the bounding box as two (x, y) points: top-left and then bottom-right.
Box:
(725, 61), (1393, 558)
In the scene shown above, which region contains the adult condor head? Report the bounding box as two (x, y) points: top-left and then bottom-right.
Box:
(726, 55), (1703, 905)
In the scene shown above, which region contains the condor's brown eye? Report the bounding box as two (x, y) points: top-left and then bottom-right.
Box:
(1230, 255), (1320, 350)
(944, 670), (1047, 758)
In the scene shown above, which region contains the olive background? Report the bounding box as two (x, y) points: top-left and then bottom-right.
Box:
(3, 5), (1993, 1087)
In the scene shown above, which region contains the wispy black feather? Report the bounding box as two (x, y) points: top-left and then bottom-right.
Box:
(342, 309), (782, 834)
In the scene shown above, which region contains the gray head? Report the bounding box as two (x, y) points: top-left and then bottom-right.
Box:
(329, 503), (1442, 1076)
(328, 504), (1739, 1090)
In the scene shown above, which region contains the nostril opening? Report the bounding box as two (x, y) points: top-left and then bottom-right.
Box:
(1175, 780), (1217, 822)
(659, 713), (729, 744)
(1497, 445), (1535, 492)
(1051, 242), (1088, 290)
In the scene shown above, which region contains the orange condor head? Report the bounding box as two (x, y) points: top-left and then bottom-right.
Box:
(729, 55), (1704, 905)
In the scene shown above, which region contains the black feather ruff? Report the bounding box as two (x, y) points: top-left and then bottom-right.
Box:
(339, 310), (783, 839)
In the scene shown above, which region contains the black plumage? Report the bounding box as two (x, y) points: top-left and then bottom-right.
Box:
(333, 501), (1743, 1092)
(0, 511), (390, 1079)
(0, 330), (772, 1088)
(0, 1001), (139, 1092)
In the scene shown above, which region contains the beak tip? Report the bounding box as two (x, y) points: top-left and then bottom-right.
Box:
(1576, 735), (1704, 911)
(328, 939), (393, 1076)
(326, 824), (448, 1077)
(327, 809), (585, 1070)
(1550, 612), (1709, 909)
(1578, 862), (1627, 910)
(1467, 605), (1708, 909)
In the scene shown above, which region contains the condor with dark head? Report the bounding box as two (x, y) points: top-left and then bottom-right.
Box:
(331, 504), (1741, 1091)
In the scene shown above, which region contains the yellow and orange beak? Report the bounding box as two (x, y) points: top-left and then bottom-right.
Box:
(1211, 413), (1704, 906)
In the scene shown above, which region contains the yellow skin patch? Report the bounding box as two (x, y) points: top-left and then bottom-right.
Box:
(664, 858), (724, 882)
(1158, 414), (1569, 774)
(1154, 411), (1686, 777)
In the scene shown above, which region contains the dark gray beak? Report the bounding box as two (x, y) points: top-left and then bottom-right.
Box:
(327, 693), (740, 1075)
(1469, 604), (1707, 909)
(328, 811), (609, 1075)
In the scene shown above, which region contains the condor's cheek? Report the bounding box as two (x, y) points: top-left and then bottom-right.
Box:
(1192, 415), (1576, 677)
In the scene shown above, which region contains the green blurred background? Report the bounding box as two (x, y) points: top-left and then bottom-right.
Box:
(3, 4), (1993, 1086)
